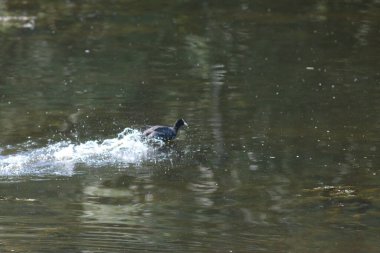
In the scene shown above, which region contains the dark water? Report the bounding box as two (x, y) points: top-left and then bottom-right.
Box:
(1, 1), (380, 252)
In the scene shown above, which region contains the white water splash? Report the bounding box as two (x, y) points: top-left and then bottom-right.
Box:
(0, 128), (162, 177)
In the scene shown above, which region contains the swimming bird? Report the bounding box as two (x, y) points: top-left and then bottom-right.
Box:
(143, 119), (188, 141)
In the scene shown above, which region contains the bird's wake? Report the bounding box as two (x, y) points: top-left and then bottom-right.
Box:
(0, 128), (163, 177)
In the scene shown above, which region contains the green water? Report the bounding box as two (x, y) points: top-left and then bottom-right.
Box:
(0, 1), (379, 252)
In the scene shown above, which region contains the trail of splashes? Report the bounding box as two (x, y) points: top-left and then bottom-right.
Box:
(0, 128), (163, 177)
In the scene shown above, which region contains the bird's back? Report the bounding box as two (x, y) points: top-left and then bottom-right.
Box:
(143, 126), (176, 141)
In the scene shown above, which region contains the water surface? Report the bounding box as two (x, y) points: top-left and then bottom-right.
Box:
(0, 1), (379, 252)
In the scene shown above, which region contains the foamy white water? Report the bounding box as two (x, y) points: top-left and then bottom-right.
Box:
(0, 128), (163, 177)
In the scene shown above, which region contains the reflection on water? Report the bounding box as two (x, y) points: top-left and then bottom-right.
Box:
(187, 166), (218, 207)
(0, 0), (379, 252)
(77, 166), (291, 252)
(0, 15), (35, 29)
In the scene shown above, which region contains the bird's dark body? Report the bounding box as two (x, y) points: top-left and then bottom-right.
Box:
(143, 126), (177, 141)
(143, 119), (187, 141)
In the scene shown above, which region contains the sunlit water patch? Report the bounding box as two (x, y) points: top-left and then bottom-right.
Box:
(0, 128), (164, 177)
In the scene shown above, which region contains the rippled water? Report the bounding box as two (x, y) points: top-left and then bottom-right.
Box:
(0, 1), (379, 252)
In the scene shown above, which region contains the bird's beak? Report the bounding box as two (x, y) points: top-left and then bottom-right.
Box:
(184, 121), (188, 127)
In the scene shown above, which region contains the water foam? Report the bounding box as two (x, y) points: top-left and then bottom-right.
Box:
(0, 128), (161, 177)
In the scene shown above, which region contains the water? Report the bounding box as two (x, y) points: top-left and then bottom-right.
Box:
(0, 128), (160, 177)
(0, 1), (380, 252)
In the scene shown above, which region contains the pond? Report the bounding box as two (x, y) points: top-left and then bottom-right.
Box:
(0, 1), (379, 252)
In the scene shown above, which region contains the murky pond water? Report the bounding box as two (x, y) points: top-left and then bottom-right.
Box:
(1, 1), (380, 252)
